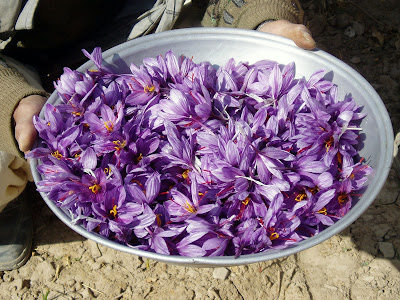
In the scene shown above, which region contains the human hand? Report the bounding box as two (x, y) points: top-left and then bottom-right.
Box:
(13, 95), (47, 153)
(257, 19), (316, 50)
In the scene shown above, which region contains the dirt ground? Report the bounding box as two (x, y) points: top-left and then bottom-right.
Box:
(2, 0), (400, 299)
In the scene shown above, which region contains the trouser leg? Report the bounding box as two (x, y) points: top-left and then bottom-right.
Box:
(0, 151), (32, 212)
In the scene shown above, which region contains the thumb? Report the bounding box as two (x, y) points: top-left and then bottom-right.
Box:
(13, 95), (47, 153)
(258, 20), (316, 50)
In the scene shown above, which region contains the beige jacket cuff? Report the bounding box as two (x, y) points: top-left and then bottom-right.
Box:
(0, 65), (48, 157)
(202, 0), (304, 29)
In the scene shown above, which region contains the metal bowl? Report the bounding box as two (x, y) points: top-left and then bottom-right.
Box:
(30, 28), (394, 267)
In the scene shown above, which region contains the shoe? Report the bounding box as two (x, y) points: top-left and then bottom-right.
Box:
(0, 193), (32, 271)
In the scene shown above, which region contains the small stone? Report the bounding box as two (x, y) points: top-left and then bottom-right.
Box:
(395, 38), (400, 50)
(344, 26), (356, 38)
(75, 281), (83, 291)
(352, 21), (365, 36)
(360, 275), (375, 282)
(12, 278), (23, 291)
(3, 273), (13, 282)
(187, 269), (199, 278)
(361, 214), (373, 221)
(81, 287), (94, 298)
(88, 240), (102, 258)
(67, 279), (76, 287)
(91, 262), (102, 270)
(350, 57), (361, 64)
(212, 267), (230, 280)
(378, 242), (395, 258)
(146, 277), (157, 283)
(324, 284), (338, 291)
(207, 287), (222, 300)
(373, 224), (391, 238)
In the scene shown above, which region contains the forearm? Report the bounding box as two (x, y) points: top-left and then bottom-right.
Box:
(0, 60), (47, 157)
(202, 0), (304, 29)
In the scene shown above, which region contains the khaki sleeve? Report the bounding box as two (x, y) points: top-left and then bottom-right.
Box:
(0, 60), (48, 157)
(202, 0), (304, 29)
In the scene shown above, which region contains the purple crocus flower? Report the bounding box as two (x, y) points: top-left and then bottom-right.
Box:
(165, 177), (216, 222)
(85, 101), (124, 136)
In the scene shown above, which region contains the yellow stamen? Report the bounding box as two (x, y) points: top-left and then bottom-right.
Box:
(182, 169), (190, 179)
(104, 167), (110, 174)
(109, 205), (117, 217)
(270, 232), (279, 240)
(144, 85), (155, 93)
(89, 183), (101, 194)
(338, 194), (347, 204)
(317, 207), (327, 215)
(185, 202), (196, 213)
(325, 136), (334, 151)
(295, 192), (307, 202)
(136, 153), (143, 163)
(156, 214), (162, 227)
(51, 150), (63, 160)
(113, 140), (126, 151)
(104, 121), (114, 132)
(308, 187), (319, 195)
(242, 197), (250, 206)
(47, 122), (51, 126)
(72, 112), (82, 116)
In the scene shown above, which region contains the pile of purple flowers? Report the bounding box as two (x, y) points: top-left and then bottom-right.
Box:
(28, 47), (372, 257)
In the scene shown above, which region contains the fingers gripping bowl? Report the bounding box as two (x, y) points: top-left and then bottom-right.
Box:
(30, 28), (393, 267)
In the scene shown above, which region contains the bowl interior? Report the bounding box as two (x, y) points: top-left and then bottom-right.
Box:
(31, 28), (393, 267)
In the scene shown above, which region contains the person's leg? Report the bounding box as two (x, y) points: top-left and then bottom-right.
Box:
(0, 151), (33, 271)
(0, 151), (32, 212)
(0, 52), (45, 271)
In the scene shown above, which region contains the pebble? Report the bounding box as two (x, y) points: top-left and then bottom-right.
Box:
(350, 57), (361, 64)
(324, 284), (338, 291)
(353, 21), (365, 36)
(3, 273), (13, 282)
(75, 281), (83, 291)
(186, 269), (199, 278)
(212, 267), (230, 280)
(81, 287), (94, 298)
(344, 26), (356, 38)
(361, 214), (374, 221)
(207, 287), (222, 300)
(91, 262), (102, 270)
(373, 224), (391, 238)
(378, 242), (395, 258)
(395, 38), (400, 50)
(88, 240), (102, 258)
(12, 278), (23, 291)
(66, 279), (76, 287)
